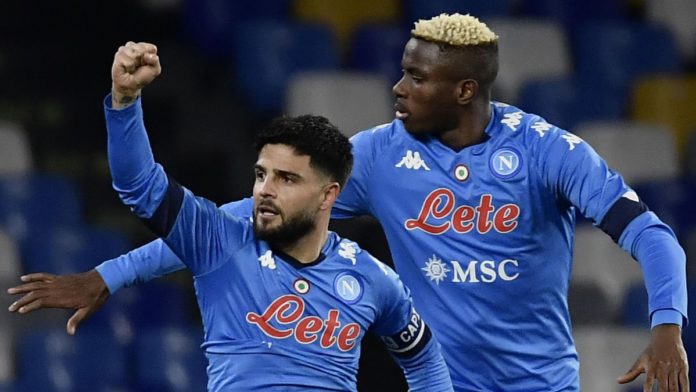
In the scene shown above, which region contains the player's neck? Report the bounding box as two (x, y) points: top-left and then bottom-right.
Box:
(438, 100), (492, 150)
(276, 223), (329, 264)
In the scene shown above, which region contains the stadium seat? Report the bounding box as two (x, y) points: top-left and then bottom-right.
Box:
(645, 0), (696, 60)
(685, 228), (696, 279)
(573, 22), (681, 104)
(181, 0), (291, 58)
(487, 18), (571, 103)
(16, 329), (127, 392)
(405, 0), (512, 21)
(632, 178), (696, 238)
(87, 281), (196, 347)
(285, 71), (393, 137)
(136, 326), (207, 392)
(348, 24), (409, 85)
(572, 226), (643, 317)
(0, 121), (32, 176)
(0, 322), (12, 385)
(521, 0), (627, 28)
(294, 0), (399, 50)
(517, 77), (623, 130)
(233, 21), (339, 112)
(686, 130), (696, 179)
(0, 229), (20, 281)
(631, 76), (696, 156)
(21, 225), (131, 274)
(575, 121), (679, 185)
(0, 174), (82, 243)
(567, 281), (613, 325)
(573, 326), (649, 392)
(620, 283), (649, 329)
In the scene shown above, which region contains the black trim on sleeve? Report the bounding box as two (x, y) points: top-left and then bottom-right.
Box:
(142, 174), (184, 237)
(599, 195), (648, 243)
(380, 309), (433, 359)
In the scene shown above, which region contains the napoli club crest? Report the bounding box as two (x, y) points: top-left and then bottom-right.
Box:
(489, 147), (522, 179)
(334, 273), (363, 304)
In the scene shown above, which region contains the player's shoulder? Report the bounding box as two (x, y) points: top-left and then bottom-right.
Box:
(491, 101), (571, 147)
(326, 233), (397, 283)
(350, 120), (409, 154)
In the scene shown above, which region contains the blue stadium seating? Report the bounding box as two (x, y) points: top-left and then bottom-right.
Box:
(233, 21), (339, 112)
(522, 0), (627, 28)
(0, 174), (82, 243)
(20, 225), (131, 274)
(517, 77), (623, 130)
(621, 283), (649, 328)
(87, 281), (195, 347)
(572, 22), (681, 102)
(633, 178), (696, 238)
(182, 0), (291, 58)
(348, 24), (409, 85)
(16, 329), (127, 392)
(136, 326), (207, 392)
(405, 0), (511, 21)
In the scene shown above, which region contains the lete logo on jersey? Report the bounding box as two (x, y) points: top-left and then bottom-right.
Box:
(405, 189), (520, 235)
(246, 295), (361, 352)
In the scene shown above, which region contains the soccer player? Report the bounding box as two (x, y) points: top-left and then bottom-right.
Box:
(9, 14), (688, 391)
(42, 41), (454, 391)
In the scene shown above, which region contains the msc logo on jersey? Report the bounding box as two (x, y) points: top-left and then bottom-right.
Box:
(490, 148), (522, 179)
(422, 255), (520, 284)
(395, 150), (431, 171)
(422, 255), (450, 285)
(334, 273), (363, 304)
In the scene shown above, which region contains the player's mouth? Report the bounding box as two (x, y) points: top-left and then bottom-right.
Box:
(394, 102), (410, 120)
(257, 204), (280, 221)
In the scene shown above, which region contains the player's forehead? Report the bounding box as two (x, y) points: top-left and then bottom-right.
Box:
(256, 144), (313, 175)
(402, 38), (458, 78)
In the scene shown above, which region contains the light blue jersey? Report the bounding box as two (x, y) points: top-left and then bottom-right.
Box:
(100, 100), (686, 391)
(103, 96), (453, 391)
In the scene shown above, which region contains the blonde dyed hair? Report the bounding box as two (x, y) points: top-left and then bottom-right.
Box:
(412, 13), (498, 47)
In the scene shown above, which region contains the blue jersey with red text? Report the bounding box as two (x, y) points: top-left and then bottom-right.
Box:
(103, 96), (452, 391)
(100, 99), (686, 391)
(333, 102), (644, 391)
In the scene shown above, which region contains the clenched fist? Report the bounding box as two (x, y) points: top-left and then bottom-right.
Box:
(111, 41), (161, 108)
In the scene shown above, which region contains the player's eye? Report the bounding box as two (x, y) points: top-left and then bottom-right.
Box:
(254, 170), (265, 181)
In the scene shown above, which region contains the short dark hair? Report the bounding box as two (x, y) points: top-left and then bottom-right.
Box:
(254, 115), (353, 188)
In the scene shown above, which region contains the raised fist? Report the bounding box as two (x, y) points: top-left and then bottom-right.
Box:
(111, 41), (161, 108)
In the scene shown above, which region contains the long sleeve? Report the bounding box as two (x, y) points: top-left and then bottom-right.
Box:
(394, 338), (453, 392)
(529, 122), (687, 325)
(369, 257), (453, 391)
(94, 198), (255, 293)
(95, 239), (184, 294)
(104, 94), (251, 276)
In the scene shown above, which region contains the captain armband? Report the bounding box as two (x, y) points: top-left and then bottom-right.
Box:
(142, 173), (184, 237)
(380, 308), (432, 359)
(598, 191), (649, 243)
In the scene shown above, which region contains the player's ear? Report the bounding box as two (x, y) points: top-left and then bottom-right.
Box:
(320, 182), (340, 210)
(456, 79), (477, 105)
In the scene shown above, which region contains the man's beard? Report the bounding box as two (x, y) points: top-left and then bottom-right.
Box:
(253, 208), (317, 247)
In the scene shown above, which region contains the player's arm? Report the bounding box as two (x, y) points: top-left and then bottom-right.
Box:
(370, 258), (453, 391)
(95, 198), (253, 293)
(6, 198), (253, 335)
(530, 122), (688, 390)
(107, 41), (249, 276)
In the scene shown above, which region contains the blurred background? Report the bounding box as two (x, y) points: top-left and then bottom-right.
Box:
(0, 0), (695, 391)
